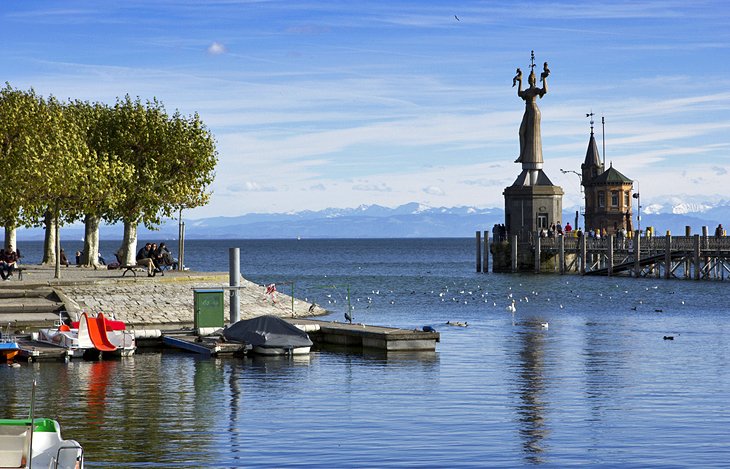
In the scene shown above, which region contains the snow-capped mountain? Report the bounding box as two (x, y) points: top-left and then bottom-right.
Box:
(17, 199), (729, 240)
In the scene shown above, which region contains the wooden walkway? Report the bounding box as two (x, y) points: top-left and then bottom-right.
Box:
(479, 230), (730, 280)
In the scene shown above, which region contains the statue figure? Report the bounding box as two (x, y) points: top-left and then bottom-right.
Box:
(514, 52), (549, 166)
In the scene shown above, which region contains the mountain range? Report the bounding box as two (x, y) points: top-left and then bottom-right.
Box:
(16, 201), (729, 240)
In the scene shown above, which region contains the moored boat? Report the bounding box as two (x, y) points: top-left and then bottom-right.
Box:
(0, 324), (20, 364)
(223, 315), (313, 355)
(0, 382), (84, 469)
(33, 312), (136, 359)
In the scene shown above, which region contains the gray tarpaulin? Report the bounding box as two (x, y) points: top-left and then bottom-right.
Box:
(223, 315), (313, 349)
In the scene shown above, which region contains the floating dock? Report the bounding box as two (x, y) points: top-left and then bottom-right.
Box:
(161, 333), (245, 356)
(284, 318), (439, 351)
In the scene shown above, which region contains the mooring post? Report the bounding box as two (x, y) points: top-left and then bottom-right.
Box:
(511, 235), (518, 273)
(664, 234), (672, 279)
(580, 234), (586, 274)
(694, 234), (701, 280)
(229, 247), (240, 324)
(534, 233), (541, 274)
(475, 231), (482, 273)
(483, 231), (489, 273)
(559, 235), (565, 274)
(633, 231), (641, 277)
(684, 226), (691, 278)
(607, 234), (614, 276)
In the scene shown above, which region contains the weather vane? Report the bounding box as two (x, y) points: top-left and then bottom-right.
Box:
(586, 111), (595, 133)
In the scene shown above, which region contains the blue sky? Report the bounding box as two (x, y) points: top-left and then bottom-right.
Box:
(3, 1), (730, 217)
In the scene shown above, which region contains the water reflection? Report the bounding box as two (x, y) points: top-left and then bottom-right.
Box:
(514, 326), (550, 464)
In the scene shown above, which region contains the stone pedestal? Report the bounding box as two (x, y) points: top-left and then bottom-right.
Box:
(503, 184), (564, 241)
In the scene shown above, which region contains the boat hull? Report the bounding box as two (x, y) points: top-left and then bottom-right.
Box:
(0, 418), (84, 469)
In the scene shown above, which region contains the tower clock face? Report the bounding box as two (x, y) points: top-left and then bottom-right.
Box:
(539, 206), (547, 212)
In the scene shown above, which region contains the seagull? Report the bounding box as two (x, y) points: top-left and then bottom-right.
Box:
(540, 322), (549, 329)
(454, 15), (460, 21)
(446, 321), (468, 327)
(506, 300), (516, 314)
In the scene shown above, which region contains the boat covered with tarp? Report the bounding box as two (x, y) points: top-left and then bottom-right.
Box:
(223, 315), (313, 355)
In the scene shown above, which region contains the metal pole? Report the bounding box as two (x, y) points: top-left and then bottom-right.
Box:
(229, 248), (240, 324)
(177, 209), (183, 271)
(54, 201), (61, 280)
(602, 116), (606, 167)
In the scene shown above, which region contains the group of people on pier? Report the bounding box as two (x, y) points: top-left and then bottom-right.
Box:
(133, 242), (178, 277)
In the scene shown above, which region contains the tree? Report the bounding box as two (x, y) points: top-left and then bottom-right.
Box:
(66, 100), (132, 268)
(0, 84), (48, 252)
(107, 96), (217, 264)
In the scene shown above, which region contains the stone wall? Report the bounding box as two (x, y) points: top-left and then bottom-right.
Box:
(56, 274), (327, 327)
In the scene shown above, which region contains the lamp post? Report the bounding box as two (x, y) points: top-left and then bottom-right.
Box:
(560, 169), (583, 229)
(632, 180), (641, 235)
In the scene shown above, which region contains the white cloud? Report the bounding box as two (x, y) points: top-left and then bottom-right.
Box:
(422, 186), (445, 196)
(207, 42), (227, 55)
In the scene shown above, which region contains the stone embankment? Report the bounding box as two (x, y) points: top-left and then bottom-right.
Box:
(0, 265), (326, 330)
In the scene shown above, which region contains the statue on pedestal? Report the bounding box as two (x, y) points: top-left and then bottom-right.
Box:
(513, 51), (550, 167)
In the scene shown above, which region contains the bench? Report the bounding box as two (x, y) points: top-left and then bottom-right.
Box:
(2, 267), (22, 281)
(121, 264), (165, 277)
(121, 264), (147, 277)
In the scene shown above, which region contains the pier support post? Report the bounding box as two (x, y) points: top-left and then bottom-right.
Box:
(665, 235), (672, 279)
(475, 231), (482, 273)
(229, 247), (240, 324)
(534, 233), (541, 274)
(694, 234), (701, 280)
(633, 231), (641, 277)
(483, 231), (489, 273)
(511, 235), (518, 273)
(559, 235), (565, 274)
(607, 235), (614, 277)
(580, 235), (586, 274)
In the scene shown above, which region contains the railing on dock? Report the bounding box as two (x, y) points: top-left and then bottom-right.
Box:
(478, 229), (730, 281)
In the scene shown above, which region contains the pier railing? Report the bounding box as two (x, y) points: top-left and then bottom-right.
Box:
(476, 230), (730, 280)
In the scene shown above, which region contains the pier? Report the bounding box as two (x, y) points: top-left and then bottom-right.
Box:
(480, 229), (730, 280)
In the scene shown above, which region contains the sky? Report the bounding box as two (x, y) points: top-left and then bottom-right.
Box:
(2, 1), (730, 218)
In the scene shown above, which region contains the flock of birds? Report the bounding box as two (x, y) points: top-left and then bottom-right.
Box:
(304, 279), (684, 336)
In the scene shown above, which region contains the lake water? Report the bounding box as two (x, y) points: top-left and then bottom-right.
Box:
(2, 238), (730, 467)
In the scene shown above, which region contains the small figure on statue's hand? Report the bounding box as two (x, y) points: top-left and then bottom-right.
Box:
(541, 62), (550, 82)
(512, 68), (522, 87)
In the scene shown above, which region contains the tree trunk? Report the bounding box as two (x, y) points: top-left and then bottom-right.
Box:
(4, 224), (16, 251)
(118, 221), (138, 265)
(82, 214), (101, 268)
(42, 210), (57, 265)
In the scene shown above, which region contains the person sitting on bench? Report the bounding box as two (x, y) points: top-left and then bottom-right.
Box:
(136, 243), (157, 277)
(0, 246), (19, 280)
(156, 243), (178, 270)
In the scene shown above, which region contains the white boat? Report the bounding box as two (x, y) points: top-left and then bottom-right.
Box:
(0, 382), (84, 469)
(34, 312), (136, 358)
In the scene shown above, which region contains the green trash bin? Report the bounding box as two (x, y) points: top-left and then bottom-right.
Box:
(193, 289), (224, 331)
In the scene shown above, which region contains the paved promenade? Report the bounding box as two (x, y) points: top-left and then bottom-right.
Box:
(0, 264), (326, 329)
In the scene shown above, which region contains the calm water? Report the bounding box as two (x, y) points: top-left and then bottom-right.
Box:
(3, 238), (730, 468)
